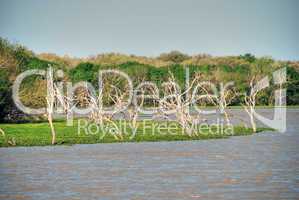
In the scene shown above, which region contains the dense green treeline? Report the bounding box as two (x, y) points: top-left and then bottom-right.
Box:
(0, 38), (299, 122)
(68, 61), (298, 105)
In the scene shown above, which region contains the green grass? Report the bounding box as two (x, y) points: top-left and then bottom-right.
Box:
(0, 120), (273, 147)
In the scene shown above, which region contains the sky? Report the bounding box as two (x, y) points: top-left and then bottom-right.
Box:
(0, 0), (298, 60)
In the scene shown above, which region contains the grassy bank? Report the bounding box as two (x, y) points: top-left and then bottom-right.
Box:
(0, 120), (272, 147)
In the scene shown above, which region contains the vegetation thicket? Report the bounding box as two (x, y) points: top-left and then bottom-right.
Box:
(0, 37), (299, 123)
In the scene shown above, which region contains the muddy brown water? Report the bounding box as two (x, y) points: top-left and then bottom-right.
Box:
(0, 109), (298, 199)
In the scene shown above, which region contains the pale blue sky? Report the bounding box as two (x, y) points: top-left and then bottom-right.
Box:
(0, 0), (298, 60)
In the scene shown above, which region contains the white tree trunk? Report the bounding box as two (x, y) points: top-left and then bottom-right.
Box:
(48, 114), (56, 144)
(250, 108), (256, 133)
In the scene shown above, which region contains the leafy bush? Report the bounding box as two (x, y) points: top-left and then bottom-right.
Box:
(158, 51), (190, 63)
(69, 62), (99, 83)
(0, 70), (11, 121)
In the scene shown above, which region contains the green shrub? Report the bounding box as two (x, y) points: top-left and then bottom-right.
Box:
(0, 70), (11, 121)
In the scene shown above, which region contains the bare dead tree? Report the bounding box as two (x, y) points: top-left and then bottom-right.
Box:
(208, 82), (236, 125)
(82, 70), (137, 140)
(54, 82), (77, 126)
(109, 85), (139, 139)
(218, 85), (237, 125)
(242, 77), (258, 132)
(45, 67), (73, 144)
(88, 92), (106, 125)
(46, 67), (56, 144)
(108, 81), (160, 139)
(193, 78), (237, 125)
(158, 73), (201, 136)
(86, 86), (124, 140)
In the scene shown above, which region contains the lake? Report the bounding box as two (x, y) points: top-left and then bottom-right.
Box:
(0, 109), (298, 199)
